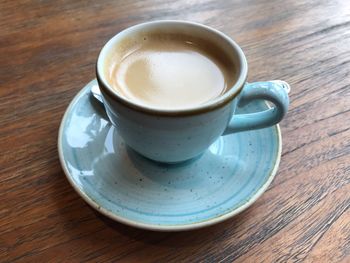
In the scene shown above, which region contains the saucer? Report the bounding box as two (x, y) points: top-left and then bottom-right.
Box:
(58, 80), (282, 231)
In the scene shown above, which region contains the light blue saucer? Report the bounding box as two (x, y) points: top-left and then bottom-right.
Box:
(58, 80), (282, 231)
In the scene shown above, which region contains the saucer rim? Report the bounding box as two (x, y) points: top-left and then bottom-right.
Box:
(57, 79), (282, 231)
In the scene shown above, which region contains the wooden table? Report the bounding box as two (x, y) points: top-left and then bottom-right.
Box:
(1, 0), (349, 262)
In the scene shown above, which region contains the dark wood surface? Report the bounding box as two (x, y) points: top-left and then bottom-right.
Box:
(1, 0), (349, 262)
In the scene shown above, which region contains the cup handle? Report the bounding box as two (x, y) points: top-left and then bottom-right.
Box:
(223, 80), (290, 135)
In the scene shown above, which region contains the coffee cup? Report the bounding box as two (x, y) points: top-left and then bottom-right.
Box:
(96, 20), (289, 163)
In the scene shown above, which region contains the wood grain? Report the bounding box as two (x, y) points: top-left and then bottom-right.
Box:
(1, 0), (349, 262)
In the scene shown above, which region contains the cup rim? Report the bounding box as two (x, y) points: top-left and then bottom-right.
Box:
(96, 20), (248, 116)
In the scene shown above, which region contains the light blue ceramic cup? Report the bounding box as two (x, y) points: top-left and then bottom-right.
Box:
(97, 21), (289, 163)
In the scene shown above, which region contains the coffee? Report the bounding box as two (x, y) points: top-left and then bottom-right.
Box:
(107, 34), (236, 109)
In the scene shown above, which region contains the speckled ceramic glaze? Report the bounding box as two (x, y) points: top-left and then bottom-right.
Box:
(58, 80), (282, 231)
(96, 20), (289, 163)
